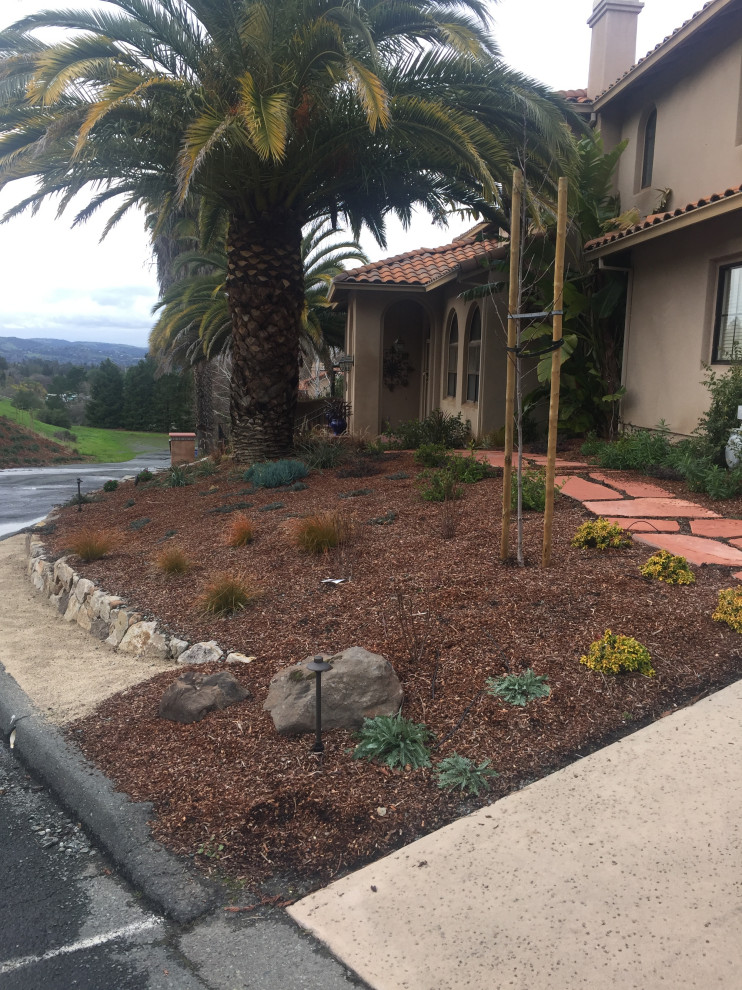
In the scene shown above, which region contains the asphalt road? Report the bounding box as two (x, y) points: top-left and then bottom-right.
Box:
(0, 742), (364, 990)
(0, 449), (171, 539)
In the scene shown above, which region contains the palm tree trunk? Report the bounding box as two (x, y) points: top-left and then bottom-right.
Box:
(193, 360), (216, 454)
(226, 212), (304, 462)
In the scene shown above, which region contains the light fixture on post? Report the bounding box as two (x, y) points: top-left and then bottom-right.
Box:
(306, 654), (332, 753)
(336, 353), (354, 374)
(76, 477), (83, 512)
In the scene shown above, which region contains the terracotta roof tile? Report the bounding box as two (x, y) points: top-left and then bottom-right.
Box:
(332, 225), (506, 288)
(585, 182), (742, 251)
(560, 88), (592, 104)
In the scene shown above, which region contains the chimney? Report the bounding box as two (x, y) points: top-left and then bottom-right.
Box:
(587, 0), (644, 98)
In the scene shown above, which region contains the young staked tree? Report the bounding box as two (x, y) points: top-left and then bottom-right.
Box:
(0, 0), (576, 461)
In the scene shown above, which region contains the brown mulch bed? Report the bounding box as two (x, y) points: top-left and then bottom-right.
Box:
(48, 451), (742, 898)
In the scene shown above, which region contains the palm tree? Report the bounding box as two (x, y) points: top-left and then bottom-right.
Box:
(150, 218), (367, 401)
(0, 0), (577, 461)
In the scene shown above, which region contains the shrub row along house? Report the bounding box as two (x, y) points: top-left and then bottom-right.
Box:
(337, 0), (742, 439)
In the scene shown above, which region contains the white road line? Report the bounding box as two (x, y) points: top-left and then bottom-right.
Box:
(0, 917), (163, 974)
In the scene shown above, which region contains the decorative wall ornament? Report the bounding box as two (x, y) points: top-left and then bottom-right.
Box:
(383, 338), (414, 391)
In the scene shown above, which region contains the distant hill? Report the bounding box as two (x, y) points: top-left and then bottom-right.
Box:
(0, 336), (148, 368)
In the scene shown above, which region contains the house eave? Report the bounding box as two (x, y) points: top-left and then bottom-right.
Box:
(592, 0), (739, 110)
(328, 271), (459, 304)
(585, 193), (742, 258)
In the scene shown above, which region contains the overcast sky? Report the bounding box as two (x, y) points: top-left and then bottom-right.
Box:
(0, 0), (703, 348)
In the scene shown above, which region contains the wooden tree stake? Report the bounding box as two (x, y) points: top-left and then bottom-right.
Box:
(500, 169), (523, 562)
(542, 177), (569, 568)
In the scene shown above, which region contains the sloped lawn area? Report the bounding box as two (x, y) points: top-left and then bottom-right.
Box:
(46, 450), (742, 899)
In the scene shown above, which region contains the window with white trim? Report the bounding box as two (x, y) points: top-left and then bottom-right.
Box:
(466, 309), (481, 402)
(446, 314), (458, 397)
(713, 264), (742, 362)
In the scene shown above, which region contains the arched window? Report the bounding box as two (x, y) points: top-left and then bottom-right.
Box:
(466, 309), (481, 402)
(641, 108), (657, 189)
(446, 314), (458, 397)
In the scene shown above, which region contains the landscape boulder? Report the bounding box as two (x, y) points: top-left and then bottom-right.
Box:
(159, 671), (251, 724)
(263, 646), (403, 735)
(177, 640), (223, 665)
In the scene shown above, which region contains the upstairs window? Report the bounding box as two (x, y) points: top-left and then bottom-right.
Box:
(641, 108), (657, 188)
(466, 309), (481, 402)
(713, 264), (742, 362)
(446, 315), (459, 397)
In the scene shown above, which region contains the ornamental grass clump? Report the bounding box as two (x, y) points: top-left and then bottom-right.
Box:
(156, 545), (191, 575)
(197, 572), (263, 617)
(293, 512), (349, 553)
(353, 713), (434, 769)
(434, 754), (498, 796)
(580, 630), (655, 676)
(572, 518), (631, 550)
(712, 587), (742, 633)
(226, 514), (255, 548)
(639, 549), (695, 584)
(66, 526), (121, 562)
(486, 669), (550, 706)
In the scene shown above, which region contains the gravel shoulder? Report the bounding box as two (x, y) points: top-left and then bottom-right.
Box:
(0, 534), (168, 725)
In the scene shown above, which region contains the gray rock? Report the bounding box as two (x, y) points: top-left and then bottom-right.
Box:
(90, 618), (110, 640)
(63, 597), (82, 624)
(159, 671), (251, 724)
(168, 638), (190, 659)
(177, 640), (223, 665)
(75, 602), (93, 632)
(225, 652), (255, 665)
(119, 620), (169, 659)
(50, 591), (69, 614)
(53, 559), (75, 591)
(105, 608), (140, 648)
(31, 572), (45, 592)
(74, 578), (96, 604)
(264, 646), (403, 735)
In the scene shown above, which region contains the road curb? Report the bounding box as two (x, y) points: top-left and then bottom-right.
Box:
(0, 662), (218, 925)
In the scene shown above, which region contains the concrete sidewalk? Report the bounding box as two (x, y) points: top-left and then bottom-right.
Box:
(289, 682), (742, 990)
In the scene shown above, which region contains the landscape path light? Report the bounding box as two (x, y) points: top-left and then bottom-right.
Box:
(306, 655), (332, 753)
(76, 477), (83, 512)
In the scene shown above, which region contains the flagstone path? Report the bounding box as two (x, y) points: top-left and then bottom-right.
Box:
(476, 450), (742, 577)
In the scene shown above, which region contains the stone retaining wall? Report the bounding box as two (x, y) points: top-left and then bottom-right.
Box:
(25, 535), (251, 667)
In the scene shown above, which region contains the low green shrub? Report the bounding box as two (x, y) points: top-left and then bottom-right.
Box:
(414, 443), (450, 468)
(434, 754), (498, 796)
(639, 549), (695, 585)
(572, 518), (631, 550)
(129, 517), (151, 531)
(582, 426), (672, 472)
(338, 488), (373, 499)
(486, 669), (551, 706)
(580, 630), (654, 676)
(243, 458), (308, 489)
(418, 466), (463, 503)
(258, 501), (285, 512)
(135, 469), (154, 484)
(352, 713), (433, 769)
(103, 479), (118, 493)
(511, 467), (548, 512)
(294, 434), (350, 469)
(194, 458), (219, 477)
(386, 409), (470, 450)
(165, 465), (193, 487)
(712, 587), (742, 633)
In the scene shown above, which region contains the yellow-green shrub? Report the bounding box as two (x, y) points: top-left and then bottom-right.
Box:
(572, 517), (631, 550)
(292, 512), (350, 553)
(580, 629), (655, 677)
(712, 587), (742, 633)
(639, 549), (695, 584)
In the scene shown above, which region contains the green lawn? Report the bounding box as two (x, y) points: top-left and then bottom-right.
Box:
(0, 398), (169, 462)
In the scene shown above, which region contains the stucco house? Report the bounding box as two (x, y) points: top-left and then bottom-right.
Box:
(334, 0), (742, 439)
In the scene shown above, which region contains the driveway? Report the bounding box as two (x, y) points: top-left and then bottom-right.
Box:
(0, 448), (171, 539)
